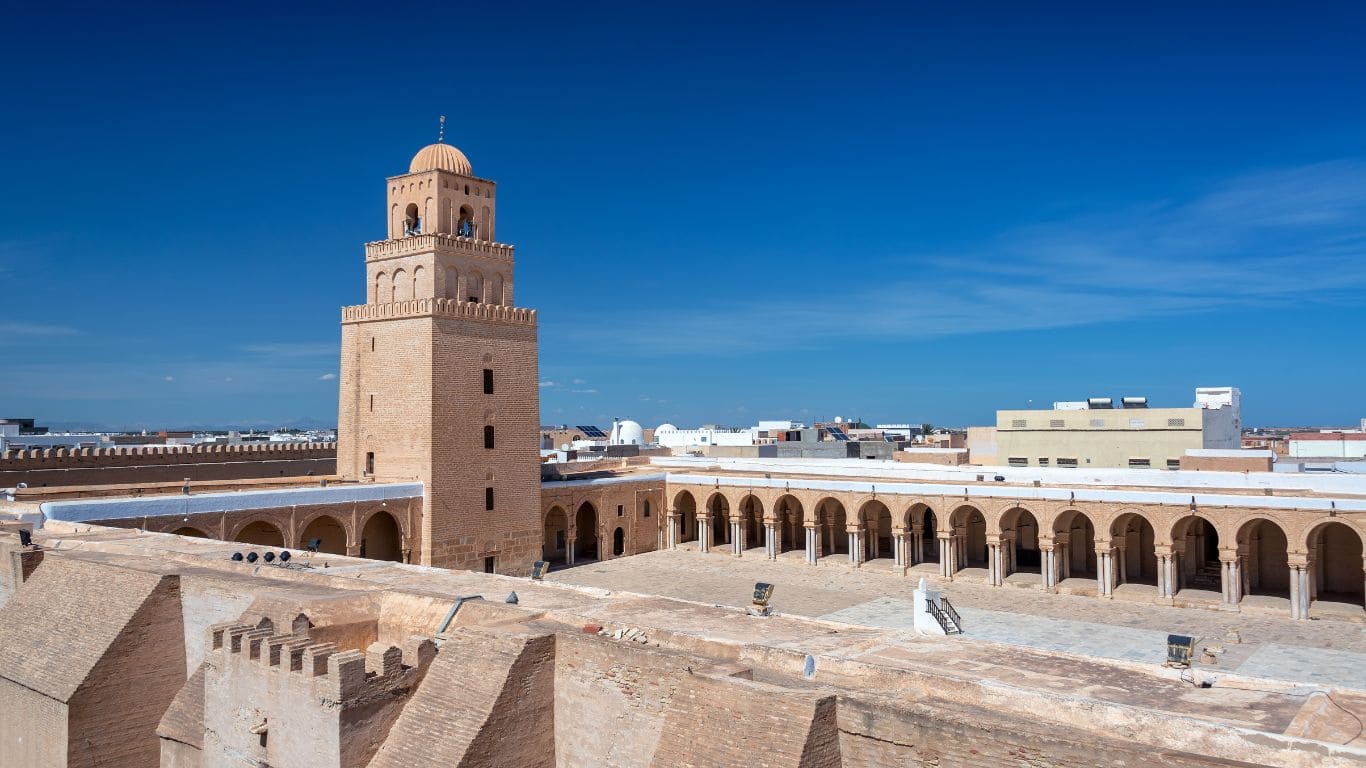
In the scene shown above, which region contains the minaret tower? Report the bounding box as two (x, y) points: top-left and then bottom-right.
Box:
(336, 129), (541, 574)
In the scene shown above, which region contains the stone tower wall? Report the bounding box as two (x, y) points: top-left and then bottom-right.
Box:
(337, 145), (541, 575)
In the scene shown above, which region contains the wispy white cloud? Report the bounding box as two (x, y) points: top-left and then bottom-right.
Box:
(539, 380), (562, 388)
(591, 161), (1366, 354)
(572, 388), (599, 394)
(317, 373), (337, 381)
(0, 323), (78, 340)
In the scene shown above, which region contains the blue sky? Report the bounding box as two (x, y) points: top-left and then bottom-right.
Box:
(3, 2), (1365, 430)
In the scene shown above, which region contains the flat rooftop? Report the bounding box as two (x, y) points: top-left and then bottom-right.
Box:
(15, 521), (1366, 764)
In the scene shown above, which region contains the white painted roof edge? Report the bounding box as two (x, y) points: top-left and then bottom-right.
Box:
(543, 473), (668, 490)
(40, 482), (424, 524)
(1185, 449), (1276, 458)
(662, 472), (1366, 512)
(648, 455), (1366, 494)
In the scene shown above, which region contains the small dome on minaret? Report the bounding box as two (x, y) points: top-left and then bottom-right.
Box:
(409, 142), (472, 175)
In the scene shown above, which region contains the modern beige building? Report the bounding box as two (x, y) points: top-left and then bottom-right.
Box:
(994, 388), (1241, 469)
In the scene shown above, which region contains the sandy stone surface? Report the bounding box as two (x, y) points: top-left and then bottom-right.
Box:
(548, 545), (1366, 690)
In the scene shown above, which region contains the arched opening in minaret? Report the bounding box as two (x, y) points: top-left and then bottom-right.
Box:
(404, 203), (421, 236)
(458, 204), (474, 237)
(467, 272), (483, 303)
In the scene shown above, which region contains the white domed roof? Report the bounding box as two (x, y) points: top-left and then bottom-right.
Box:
(611, 419), (645, 446)
(409, 142), (472, 175)
(655, 423), (678, 434)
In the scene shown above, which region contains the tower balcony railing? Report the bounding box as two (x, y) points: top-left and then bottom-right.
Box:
(364, 233), (514, 263)
(341, 297), (536, 327)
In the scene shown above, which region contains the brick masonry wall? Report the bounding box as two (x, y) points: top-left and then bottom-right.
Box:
(68, 575), (186, 768)
(368, 629), (554, 768)
(1180, 454), (1275, 472)
(427, 315), (541, 575)
(553, 632), (698, 766)
(87, 495), (421, 564)
(0, 679), (66, 766)
(542, 479), (666, 562)
(336, 317), (434, 486)
(0, 443), (335, 488)
(337, 309), (542, 575)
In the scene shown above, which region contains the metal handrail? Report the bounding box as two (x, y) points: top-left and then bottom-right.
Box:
(941, 596), (962, 629)
(925, 598), (961, 635)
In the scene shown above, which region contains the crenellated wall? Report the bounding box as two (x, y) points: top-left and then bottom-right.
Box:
(0, 442), (337, 487)
(200, 620), (432, 768)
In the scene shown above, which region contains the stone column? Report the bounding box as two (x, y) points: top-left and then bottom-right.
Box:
(1291, 559), (1312, 619)
(765, 522), (776, 559)
(1115, 544), (1128, 586)
(1220, 552), (1241, 606)
(732, 521), (743, 556)
(698, 517), (709, 554)
(1039, 538), (1055, 591)
(848, 531), (860, 566)
(805, 525), (818, 565)
(1308, 545), (1320, 602)
(986, 541), (1001, 586)
(566, 539), (576, 567)
(667, 512), (678, 549)
(1056, 533), (1072, 581)
(911, 528), (923, 565)
(1096, 548), (1112, 597)
(1288, 561), (1313, 620)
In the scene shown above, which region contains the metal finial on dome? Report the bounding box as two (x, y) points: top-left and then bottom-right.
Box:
(438, 115), (446, 143)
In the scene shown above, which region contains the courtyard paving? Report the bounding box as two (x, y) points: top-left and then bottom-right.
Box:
(548, 545), (1366, 691)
